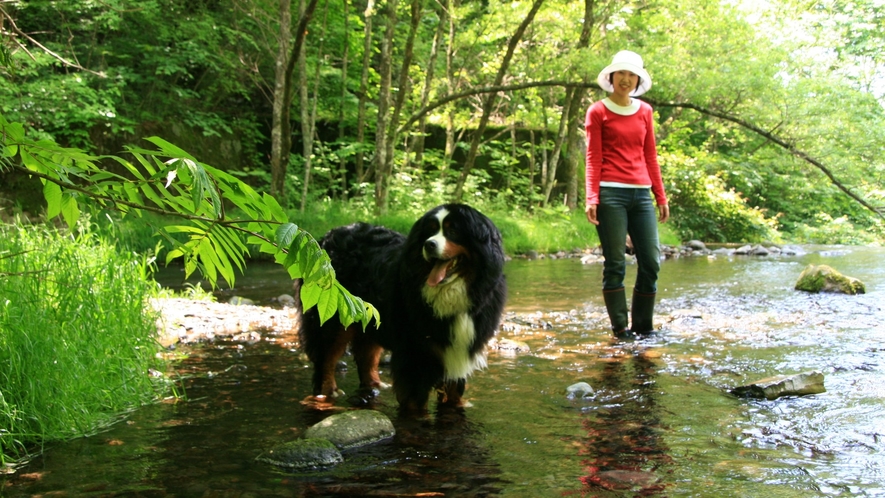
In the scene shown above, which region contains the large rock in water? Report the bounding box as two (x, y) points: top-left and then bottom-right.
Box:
(303, 409), (396, 449)
(795, 264), (865, 294)
(730, 371), (826, 400)
(255, 438), (343, 469)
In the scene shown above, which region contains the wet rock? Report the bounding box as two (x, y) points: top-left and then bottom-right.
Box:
(274, 294), (298, 307)
(750, 245), (770, 256)
(255, 438), (343, 469)
(734, 244), (753, 255)
(303, 410), (395, 449)
(566, 382), (594, 399)
(686, 240), (707, 251)
(795, 264), (865, 295)
(780, 245), (806, 256)
(730, 371), (826, 400)
(490, 337), (531, 354)
(228, 296), (255, 306)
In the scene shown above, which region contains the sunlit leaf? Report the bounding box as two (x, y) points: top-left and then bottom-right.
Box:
(60, 194), (80, 228)
(43, 181), (62, 219)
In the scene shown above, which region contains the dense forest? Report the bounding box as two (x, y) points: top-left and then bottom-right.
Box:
(0, 0), (883, 243)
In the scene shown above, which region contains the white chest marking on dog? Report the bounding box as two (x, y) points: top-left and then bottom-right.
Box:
(442, 312), (486, 381)
(422, 279), (470, 317)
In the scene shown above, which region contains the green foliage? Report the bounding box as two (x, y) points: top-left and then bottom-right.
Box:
(0, 224), (166, 464)
(2, 0), (884, 245)
(792, 213), (885, 245)
(661, 151), (778, 243)
(0, 113), (378, 331)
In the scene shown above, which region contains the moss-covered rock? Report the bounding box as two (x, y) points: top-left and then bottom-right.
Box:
(255, 438), (343, 469)
(303, 409), (395, 449)
(794, 264), (865, 295)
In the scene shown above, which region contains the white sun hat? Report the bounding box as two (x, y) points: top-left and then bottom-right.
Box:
(596, 50), (652, 97)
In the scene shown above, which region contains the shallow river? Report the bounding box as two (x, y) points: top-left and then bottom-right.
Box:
(3, 245), (884, 497)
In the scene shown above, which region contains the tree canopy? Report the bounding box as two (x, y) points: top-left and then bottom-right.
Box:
(1, 0), (883, 244)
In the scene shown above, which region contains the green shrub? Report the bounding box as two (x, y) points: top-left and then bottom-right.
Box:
(662, 151), (778, 243)
(0, 224), (167, 464)
(793, 213), (885, 245)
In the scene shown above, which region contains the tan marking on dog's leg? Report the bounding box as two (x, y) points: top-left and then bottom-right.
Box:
(437, 379), (467, 408)
(317, 325), (355, 397)
(351, 330), (383, 390)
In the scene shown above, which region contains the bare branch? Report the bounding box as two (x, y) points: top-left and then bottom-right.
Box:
(0, 6), (106, 77)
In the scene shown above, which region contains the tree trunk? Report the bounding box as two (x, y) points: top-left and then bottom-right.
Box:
(300, 0), (329, 212)
(336, 0), (351, 199)
(452, 0), (546, 201)
(380, 0), (423, 184)
(270, 0), (292, 200)
(527, 129), (536, 209)
(406, 2), (446, 169)
(269, 0), (320, 201)
(355, 0), (375, 183)
(542, 86), (576, 206)
(372, 0), (398, 214)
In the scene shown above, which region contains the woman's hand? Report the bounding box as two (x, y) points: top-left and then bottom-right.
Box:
(658, 204), (670, 223)
(585, 204), (599, 225)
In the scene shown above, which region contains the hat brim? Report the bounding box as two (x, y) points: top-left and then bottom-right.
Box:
(597, 62), (652, 96)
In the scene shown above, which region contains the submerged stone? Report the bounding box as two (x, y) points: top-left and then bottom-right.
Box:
(566, 382), (594, 399)
(730, 371), (826, 400)
(795, 264), (865, 295)
(256, 438), (343, 469)
(303, 409), (395, 449)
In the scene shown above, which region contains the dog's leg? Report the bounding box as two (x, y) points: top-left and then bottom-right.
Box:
(437, 378), (467, 408)
(312, 324), (355, 398)
(347, 330), (386, 406)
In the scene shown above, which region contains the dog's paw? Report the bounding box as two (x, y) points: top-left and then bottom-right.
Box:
(299, 394), (347, 412)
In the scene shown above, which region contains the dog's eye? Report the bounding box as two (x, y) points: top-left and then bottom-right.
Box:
(443, 220), (459, 237)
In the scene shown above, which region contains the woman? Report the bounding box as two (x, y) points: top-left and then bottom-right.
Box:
(585, 50), (670, 337)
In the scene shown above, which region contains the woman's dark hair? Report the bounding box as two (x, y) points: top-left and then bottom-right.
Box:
(608, 73), (643, 92)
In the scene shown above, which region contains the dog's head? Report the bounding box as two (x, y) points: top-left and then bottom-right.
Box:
(404, 203), (504, 289)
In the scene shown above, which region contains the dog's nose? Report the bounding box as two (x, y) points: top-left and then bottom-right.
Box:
(424, 239), (438, 254)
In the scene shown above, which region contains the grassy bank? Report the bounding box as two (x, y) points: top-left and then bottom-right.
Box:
(0, 224), (168, 465)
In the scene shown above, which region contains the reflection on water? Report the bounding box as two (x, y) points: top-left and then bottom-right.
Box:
(2, 245), (884, 496)
(578, 346), (670, 494)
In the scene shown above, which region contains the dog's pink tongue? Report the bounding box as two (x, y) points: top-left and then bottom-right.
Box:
(427, 260), (452, 287)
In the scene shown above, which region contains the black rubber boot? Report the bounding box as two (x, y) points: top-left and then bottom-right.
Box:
(630, 291), (657, 334)
(602, 287), (629, 336)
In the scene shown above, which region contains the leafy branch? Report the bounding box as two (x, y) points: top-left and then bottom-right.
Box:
(0, 113), (379, 330)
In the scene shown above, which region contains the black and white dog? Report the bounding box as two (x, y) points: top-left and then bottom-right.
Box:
(298, 204), (507, 414)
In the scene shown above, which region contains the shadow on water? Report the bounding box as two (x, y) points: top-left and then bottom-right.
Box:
(3, 245), (885, 496)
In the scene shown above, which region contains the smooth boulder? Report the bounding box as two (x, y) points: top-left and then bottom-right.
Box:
(730, 371), (826, 400)
(795, 264), (865, 295)
(303, 409), (395, 449)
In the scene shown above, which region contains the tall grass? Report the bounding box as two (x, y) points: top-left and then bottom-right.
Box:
(0, 224), (166, 465)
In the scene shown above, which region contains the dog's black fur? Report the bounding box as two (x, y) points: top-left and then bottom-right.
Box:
(298, 203), (507, 414)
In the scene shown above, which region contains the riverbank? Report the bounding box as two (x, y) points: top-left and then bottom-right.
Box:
(151, 298), (300, 348)
(150, 240), (800, 346)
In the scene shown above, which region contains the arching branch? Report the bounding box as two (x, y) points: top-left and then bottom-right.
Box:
(644, 97), (885, 221)
(400, 79), (884, 220)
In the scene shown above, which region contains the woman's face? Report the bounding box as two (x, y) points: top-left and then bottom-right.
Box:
(611, 69), (639, 98)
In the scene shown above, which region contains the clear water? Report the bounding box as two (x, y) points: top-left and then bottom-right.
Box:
(3, 246), (884, 496)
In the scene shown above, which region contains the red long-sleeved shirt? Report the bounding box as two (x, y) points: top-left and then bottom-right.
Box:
(584, 98), (667, 206)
